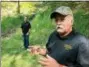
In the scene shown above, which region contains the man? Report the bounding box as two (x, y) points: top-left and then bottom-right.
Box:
(21, 16), (31, 49)
(30, 6), (89, 67)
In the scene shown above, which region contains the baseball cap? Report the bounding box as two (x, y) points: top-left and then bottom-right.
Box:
(50, 6), (73, 19)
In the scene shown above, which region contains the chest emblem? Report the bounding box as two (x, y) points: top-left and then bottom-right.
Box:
(64, 44), (72, 50)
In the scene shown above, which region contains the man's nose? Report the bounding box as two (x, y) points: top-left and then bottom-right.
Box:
(56, 21), (61, 25)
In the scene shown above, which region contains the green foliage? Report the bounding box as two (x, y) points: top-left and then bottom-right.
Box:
(1, 2), (17, 16)
(20, 2), (38, 15)
(1, 2), (17, 8)
(42, 2), (89, 13)
(1, 15), (23, 36)
(1, 2), (41, 17)
(30, 7), (55, 45)
(74, 9), (89, 37)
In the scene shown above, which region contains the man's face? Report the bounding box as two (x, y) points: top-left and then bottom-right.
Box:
(54, 15), (73, 34)
(24, 16), (27, 22)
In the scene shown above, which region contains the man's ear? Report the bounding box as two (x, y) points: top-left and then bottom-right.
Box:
(71, 20), (73, 26)
(70, 16), (73, 26)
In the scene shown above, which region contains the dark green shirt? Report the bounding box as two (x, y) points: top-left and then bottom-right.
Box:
(46, 30), (89, 67)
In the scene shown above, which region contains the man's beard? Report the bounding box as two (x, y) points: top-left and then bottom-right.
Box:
(56, 26), (63, 33)
(56, 27), (66, 36)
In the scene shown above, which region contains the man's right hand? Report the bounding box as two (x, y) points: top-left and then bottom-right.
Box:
(28, 46), (47, 56)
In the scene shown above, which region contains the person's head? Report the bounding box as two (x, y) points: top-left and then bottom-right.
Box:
(24, 16), (28, 22)
(50, 6), (73, 36)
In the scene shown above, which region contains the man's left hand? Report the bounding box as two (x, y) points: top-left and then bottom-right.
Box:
(26, 32), (29, 35)
(39, 55), (66, 67)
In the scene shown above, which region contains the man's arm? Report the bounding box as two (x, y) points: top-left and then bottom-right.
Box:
(77, 39), (89, 67)
(26, 29), (30, 35)
(27, 22), (31, 35)
(21, 23), (23, 34)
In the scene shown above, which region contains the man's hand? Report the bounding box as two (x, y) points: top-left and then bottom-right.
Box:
(39, 55), (67, 67)
(29, 45), (40, 55)
(38, 48), (47, 56)
(29, 46), (47, 55)
(26, 32), (29, 35)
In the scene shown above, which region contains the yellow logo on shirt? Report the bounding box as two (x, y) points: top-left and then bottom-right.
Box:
(64, 44), (72, 50)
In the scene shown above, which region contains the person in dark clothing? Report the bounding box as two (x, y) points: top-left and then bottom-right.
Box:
(30, 6), (89, 67)
(21, 16), (31, 49)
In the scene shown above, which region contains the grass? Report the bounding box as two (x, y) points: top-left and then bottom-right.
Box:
(1, 8), (89, 67)
(1, 28), (42, 67)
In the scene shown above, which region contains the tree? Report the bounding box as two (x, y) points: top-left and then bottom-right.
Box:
(17, 0), (20, 14)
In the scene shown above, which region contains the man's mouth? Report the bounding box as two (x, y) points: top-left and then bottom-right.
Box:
(57, 26), (61, 29)
(57, 27), (60, 28)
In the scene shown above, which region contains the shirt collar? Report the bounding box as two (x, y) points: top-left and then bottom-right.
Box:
(56, 29), (76, 40)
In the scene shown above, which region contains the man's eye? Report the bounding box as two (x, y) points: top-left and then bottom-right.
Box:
(55, 19), (59, 22)
(61, 18), (64, 21)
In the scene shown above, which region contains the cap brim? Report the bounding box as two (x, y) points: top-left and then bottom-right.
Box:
(50, 12), (66, 19)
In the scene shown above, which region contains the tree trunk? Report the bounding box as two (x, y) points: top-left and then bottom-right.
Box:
(17, 0), (20, 14)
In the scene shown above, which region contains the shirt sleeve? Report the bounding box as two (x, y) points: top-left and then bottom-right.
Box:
(77, 39), (89, 67)
(46, 33), (53, 51)
(46, 31), (56, 49)
(21, 23), (23, 28)
(28, 22), (31, 29)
